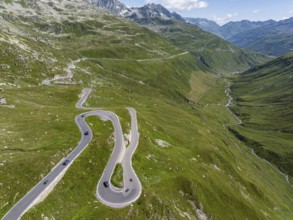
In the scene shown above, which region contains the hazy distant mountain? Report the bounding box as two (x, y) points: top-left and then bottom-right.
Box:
(186, 17), (293, 56)
(126, 3), (184, 22)
(185, 18), (277, 39)
(228, 18), (293, 56)
(219, 20), (277, 39)
(185, 17), (221, 35)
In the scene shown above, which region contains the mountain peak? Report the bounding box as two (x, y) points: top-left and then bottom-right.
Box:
(127, 3), (183, 21)
(88, 0), (183, 20)
(145, 3), (164, 8)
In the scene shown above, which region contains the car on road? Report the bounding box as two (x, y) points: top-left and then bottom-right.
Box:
(84, 131), (89, 135)
(103, 181), (109, 188)
(81, 114), (85, 118)
(125, 188), (129, 192)
(43, 180), (48, 185)
(62, 159), (70, 166)
(130, 178), (133, 182)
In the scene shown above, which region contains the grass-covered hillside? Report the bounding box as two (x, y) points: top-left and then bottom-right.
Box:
(230, 53), (293, 181)
(136, 18), (270, 74)
(0, 1), (292, 219)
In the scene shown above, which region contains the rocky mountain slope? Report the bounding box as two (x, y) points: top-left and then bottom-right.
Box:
(0, 0), (292, 219)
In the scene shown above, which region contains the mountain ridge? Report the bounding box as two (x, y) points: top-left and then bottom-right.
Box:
(186, 17), (293, 56)
(227, 18), (293, 56)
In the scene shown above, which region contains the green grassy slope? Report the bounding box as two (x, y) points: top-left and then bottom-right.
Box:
(136, 18), (271, 74)
(0, 1), (292, 219)
(230, 53), (293, 180)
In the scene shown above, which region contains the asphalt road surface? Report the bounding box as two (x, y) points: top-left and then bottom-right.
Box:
(2, 88), (141, 220)
(96, 107), (142, 208)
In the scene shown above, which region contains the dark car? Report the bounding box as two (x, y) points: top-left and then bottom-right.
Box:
(84, 131), (89, 136)
(125, 188), (129, 193)
(43, 180), (48, 185)
(62, 159), (70, 166)
(81, 114), (85, 118)
(129, 178), (133, 182)
(103, 181), (109, 188)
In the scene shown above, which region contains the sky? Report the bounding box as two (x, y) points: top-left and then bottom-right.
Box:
(120, 0), (293, 25)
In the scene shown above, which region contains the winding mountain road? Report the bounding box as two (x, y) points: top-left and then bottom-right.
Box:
(2, 88), (142, 220)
